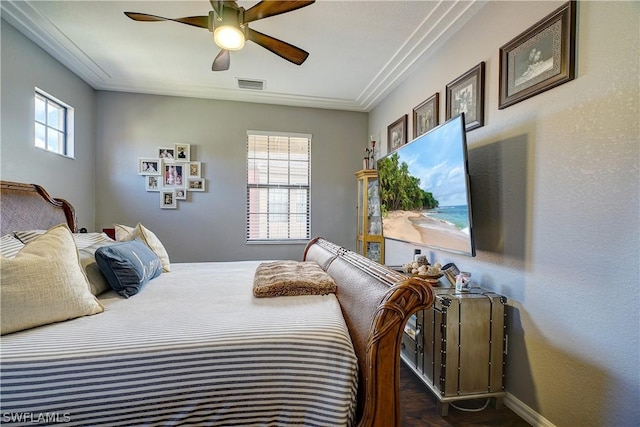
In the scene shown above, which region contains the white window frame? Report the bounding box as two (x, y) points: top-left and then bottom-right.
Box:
(246, 131), (311, 243)
(34, 88), (75, 158)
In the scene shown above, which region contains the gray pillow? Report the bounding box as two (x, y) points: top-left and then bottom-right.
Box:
(95, 239), (162, 298)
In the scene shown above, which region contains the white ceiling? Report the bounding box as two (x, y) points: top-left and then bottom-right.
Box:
(2, 0), (485, 112)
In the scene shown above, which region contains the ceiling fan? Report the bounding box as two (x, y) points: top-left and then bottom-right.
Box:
(124, 0), (315, 71)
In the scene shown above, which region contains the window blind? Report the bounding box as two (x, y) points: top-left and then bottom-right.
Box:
(246, 132), (311, 242)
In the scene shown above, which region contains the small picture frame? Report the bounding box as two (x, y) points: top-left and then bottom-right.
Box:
(158, 147), (175, 161)
(498, 1), (576, 109)
(188, 161), (202, 178)
(175, 187), (187, 200)
(446, 62), (485, 131)
(144, 175), (160, 192)
(175, 143), (190, 161)
(160, 189), (177, 209)
(413, 93), (439, 138)
(187, 178), (206, 192)
(138, 158), (160, 175)
(387, 115), (408, 153)
(163, 162), (185, 187)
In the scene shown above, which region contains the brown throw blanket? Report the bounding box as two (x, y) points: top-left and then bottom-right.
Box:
(253, 261), (337, 297)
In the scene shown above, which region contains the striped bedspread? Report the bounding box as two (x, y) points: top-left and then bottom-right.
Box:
(0, 261), (358, 426)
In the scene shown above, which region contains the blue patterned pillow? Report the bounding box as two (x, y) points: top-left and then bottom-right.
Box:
(95, 239), (162, 298)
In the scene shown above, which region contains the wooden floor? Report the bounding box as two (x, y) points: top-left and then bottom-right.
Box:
(400, 363), (531, 426)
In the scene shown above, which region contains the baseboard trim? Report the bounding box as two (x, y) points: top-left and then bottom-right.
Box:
(504, 392), (556, 427)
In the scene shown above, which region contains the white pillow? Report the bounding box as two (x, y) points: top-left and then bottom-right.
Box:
(1, 224), (105, 335)
(77, 234), (117, 296)
(114, 223), (134, 242)
(114, 223), (171, 272)
(1, 234), (25, 258)
(72, 232), (115, 249)
(12, 229), (46, 244)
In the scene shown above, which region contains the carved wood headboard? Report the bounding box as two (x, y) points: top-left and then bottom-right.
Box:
(0, 181), (77, 235)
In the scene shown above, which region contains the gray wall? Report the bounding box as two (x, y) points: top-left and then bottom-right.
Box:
(95, 91), (367, 261)
(370, 2), (639, 426)
(1, 20), (97, 228)
(3, 3), (640, 426)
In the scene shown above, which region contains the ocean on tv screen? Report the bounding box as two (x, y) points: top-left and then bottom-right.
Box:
(378, 114), (474, 256)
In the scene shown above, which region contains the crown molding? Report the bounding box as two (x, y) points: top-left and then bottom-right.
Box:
(1, 0), (111, 84)
(357, 0), (486, 111)
(2, 0), (485, 112)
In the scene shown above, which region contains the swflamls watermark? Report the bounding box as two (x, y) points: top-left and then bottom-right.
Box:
(1, 412), (71, 424)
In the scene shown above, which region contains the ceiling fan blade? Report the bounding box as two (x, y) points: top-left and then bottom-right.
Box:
(212, 49), (230, 71)
(243, 1), (315, 24)
(124, 12), (209, 29)
(247, 28), (309, 65)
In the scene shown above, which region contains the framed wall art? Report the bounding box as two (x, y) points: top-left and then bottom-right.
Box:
(160, 189), (177, 209)
(138, 158), (160, 175)
(175, 187), (187, 200)
(158, 147), (175, 161)
(188, 161), (201, 178)
(498, 1), (576, 109)
(446, 62), (485, 131)
(163, 162), (185, 187)
(187, 178), (206, 192)
(144, 175), (160, 192)
(139, 143), (204, 209)
(387, 115), (408, 153)
(413, 93), (439, 138)
(175, 143), (190, 161)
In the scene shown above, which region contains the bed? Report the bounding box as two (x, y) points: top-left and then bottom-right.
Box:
(0, 180), (436, 427)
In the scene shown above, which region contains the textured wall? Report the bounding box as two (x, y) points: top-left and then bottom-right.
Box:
(95, 91), (368, 261)
(370, 2), (639, 426)
(1, 21), (97, 228)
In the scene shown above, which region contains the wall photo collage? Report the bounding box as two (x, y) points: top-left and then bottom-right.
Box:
(137, 143), (206, 209)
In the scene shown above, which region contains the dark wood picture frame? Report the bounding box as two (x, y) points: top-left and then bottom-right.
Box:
(498, 1), (577, 109)
(446, 62), (485, 131)
(387, 114), (408, 153)
(413, 93), (440, 139)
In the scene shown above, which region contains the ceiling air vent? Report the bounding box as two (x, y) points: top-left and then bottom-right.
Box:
(237, 79), (265, 91)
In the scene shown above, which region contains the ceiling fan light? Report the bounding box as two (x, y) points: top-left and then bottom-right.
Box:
(214, 26), (245, 50)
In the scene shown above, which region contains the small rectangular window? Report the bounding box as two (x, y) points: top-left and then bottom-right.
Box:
(34, 89), (74, 158)
(246, 131), (311, 243)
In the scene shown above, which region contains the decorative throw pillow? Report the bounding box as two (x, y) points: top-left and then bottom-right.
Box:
(76, 233), (117, 296)
(13, 230), (116, 296)
(113, 223), (134, 241)
(1, 234), (25, 258)
(113, 223), (171, 272)
(79, 249), (113, 296)
(0, 224), (105, 335)
(95, 239), (163, 298)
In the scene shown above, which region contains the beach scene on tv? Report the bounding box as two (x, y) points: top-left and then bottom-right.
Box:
(377, 117), (474, 255)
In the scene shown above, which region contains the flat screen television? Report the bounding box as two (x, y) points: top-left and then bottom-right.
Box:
(377, 113), (475, 256)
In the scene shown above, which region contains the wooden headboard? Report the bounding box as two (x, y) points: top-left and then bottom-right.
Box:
(0, 181), (77, 235)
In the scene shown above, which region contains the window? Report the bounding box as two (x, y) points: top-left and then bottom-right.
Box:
(247, 132), (311, 242)
(34, 89), (74, 157)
